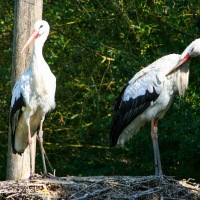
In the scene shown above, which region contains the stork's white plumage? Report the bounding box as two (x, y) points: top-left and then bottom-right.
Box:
(110, 39), (200, 176)
(10, 20), (56, 177)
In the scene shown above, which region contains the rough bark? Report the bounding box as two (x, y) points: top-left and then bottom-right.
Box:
(6, 0), (43, 180)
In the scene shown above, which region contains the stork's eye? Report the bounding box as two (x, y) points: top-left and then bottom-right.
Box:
(190, 47), (194, 53)
(39, 25), (43, 29)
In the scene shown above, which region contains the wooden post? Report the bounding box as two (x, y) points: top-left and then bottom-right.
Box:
(6, 0), (43, 180)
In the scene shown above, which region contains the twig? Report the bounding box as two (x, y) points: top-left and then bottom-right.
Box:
(69, 180), (104, 199)
(73, 188), (110, 200)
(130, 186), (162, 199)
(5, 192), (18, 199)
(0, 176), (200, 199)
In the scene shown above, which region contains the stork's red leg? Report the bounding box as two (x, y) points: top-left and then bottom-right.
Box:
(38, 117), (47, 175)
(151, 119), (163, 176)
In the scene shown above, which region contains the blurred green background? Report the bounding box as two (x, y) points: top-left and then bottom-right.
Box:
(0, 0), (200, 181)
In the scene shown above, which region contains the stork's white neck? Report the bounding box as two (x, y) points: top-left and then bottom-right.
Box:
(30, 36), (47, 70)
(32, 42), (44, 61)
(29, 37), (49, 95)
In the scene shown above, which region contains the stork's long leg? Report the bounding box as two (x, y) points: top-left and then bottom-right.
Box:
(151, 119), (163, 176)
(38, 116), (47, 175)
(27, 118), (34, 178)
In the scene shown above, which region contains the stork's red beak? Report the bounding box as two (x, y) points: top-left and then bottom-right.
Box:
(166, 53), (191, 76)
(21, 30), (39, 53)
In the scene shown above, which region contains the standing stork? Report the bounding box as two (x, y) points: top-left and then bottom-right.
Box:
(110, 39), (200, 176)
(10, 20), (56, 177)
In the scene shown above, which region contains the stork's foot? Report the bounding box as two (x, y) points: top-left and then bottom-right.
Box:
(41, 172), (58, 180)
(155, 174), (164, 181)
(28, 173), (43, 180)
(29, 173), (35, 180)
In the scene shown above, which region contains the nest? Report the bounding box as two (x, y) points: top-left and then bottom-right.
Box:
(0, 175), (200, 199)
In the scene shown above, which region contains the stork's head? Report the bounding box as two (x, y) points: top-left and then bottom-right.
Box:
(21, 20), (50, 53)
(34, 20), (50, 36)
(166, 38), (200, 76)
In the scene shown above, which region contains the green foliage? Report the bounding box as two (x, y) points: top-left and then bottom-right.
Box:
(0, 0), (200, 181)
(0, 0), (13, 180)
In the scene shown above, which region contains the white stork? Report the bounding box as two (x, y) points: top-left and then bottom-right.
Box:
(110, 39), (200, 176)
(10, 20), (56, 177)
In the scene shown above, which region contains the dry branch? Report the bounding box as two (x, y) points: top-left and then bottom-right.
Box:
(0, 175), (200, 199)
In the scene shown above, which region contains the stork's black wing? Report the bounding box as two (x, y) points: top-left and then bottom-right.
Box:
(10, 93), (26, 154)
(110, 84), (159, 147)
